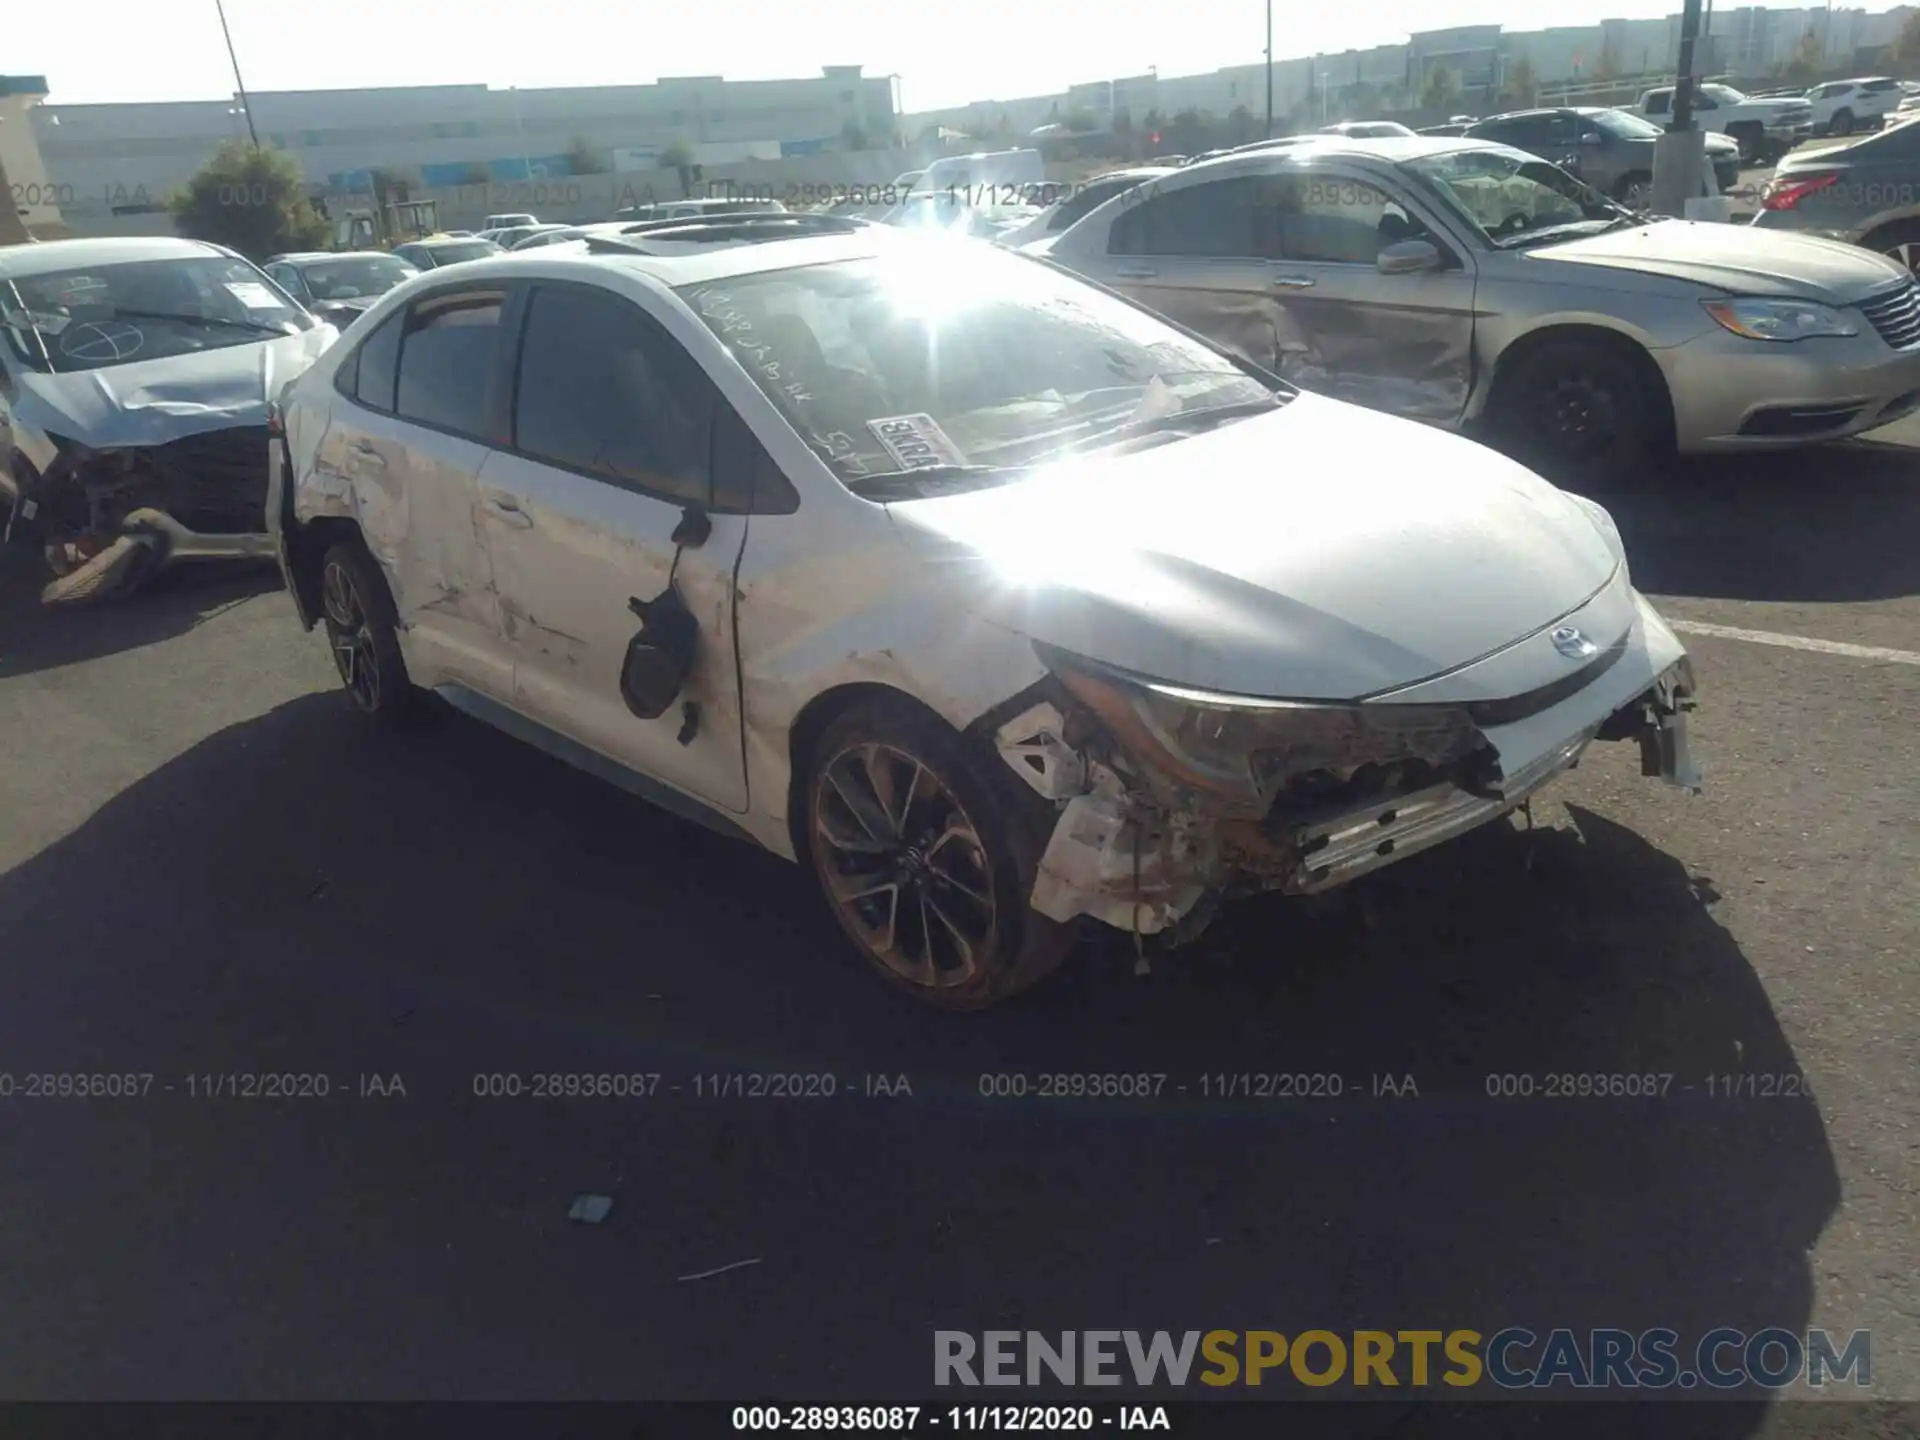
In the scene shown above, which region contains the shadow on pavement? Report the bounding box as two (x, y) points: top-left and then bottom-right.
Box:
(0, 696), (1840, 1427)
(1598, 440), (1920, 604)
(0, 546), (284, 680)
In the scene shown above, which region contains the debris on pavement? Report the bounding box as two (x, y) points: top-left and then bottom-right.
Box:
(677, 1257), (761, 1281)
(568, 1193), (615, 1224)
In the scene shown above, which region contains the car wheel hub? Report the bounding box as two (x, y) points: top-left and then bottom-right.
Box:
(322, 561), (381, 711)
(814, 742), (996, 989)
(1538, 376), (1619, 462)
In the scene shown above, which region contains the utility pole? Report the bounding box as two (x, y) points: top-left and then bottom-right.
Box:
(213, 0), (260, 147)
(1650, 0), (1708, 216)
(1264, 0), (1274, 138)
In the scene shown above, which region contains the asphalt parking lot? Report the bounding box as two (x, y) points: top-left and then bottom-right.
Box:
(0, 430), (1915, 1430)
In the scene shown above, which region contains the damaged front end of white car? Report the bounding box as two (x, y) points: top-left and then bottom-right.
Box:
(989, 632), (1700, 950)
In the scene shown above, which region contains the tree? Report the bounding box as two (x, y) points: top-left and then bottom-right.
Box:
(167, 140), (326, 261)
(658, 137), (699, 198)
(1892, 10), (1920, 72)
(1502, 55), (1540, 108)
(1781, 27), (1824, 84)
(1227, 103), (1254, 144)
(565, 135), (608, 175)
(1062, 107), (1101, 133)
(1595, 41), (1622, 82)
(1166, 107), (1211, 155)
(0, 151), (30, 245)
(1420, 64), (1460, 113)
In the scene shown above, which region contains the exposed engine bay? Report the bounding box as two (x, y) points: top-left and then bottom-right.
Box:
(14, 427), (278, 605)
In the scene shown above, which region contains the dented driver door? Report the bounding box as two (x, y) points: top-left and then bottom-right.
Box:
(477, 282), (749, 814)
(1258, 166), (1478, 425)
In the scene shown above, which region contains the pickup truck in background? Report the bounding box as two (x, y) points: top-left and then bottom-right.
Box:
(1634, 82), (1814, 163)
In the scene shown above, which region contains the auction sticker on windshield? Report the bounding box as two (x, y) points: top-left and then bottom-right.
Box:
(868, 414), (966, 470)
(225, 282), (283, 310)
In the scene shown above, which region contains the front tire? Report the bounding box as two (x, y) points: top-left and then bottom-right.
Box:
(319, 538), (416, 725)
(1487, 338), (1665, 490)
(803, 697), (1074, 1011)
(1831, 109), (1855, 136)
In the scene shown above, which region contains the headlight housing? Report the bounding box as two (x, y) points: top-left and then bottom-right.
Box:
(1701, 297), (1859, 342)
(1566, 492), (1628, 584)
(1039, 646), (1491, 818)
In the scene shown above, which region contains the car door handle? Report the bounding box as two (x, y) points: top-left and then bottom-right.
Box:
(1271, 275), (1316, 290)
(1113, 264), (1158, 278)
(482, 494), (533, 528)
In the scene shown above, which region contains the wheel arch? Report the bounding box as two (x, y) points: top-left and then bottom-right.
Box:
(286, 514), (366, 631)
(1483, 322), (1677, 448)
(784, 681), (957, 864)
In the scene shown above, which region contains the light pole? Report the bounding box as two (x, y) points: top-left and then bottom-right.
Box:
(213, 0), (259, 147)
(509, 87), (533, 178)
(1264, 0), (1274, 138)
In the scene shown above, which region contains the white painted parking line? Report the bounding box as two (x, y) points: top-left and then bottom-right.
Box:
(1668, 618), (1920, 666)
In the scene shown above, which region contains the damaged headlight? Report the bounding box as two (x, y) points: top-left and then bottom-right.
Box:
(1040, 645), (1491, 818)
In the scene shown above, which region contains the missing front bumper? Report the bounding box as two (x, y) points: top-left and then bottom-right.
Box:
(1014, 660), (1702, 939)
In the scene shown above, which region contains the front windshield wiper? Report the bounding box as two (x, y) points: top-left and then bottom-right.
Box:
(1495, 216), (1634, 248)
(843, 462), (1023, 500)
(102, 308), (296, 336)
(1039, 395), (1286, 458)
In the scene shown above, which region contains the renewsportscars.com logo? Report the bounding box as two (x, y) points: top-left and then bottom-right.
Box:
(934, 1329), (1872, 1391)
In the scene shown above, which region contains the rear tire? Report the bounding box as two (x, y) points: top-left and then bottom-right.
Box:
(802, 696), (1075, 1011)
(1730, 125), (1763, 164)
(1864, 218), (1920, 276)
(1487, 338), (1667, 491)
(318, 537), (419, 727)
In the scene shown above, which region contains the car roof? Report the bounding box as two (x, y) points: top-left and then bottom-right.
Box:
(0, 235), (230, 280)
(436, 222), (935, 290)
(408, 235), (497, 248)
(1187, 133), (1483, 172)
(272, 250), (393, 265)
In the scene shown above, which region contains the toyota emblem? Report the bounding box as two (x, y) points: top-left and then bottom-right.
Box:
(1551, 625), (1599, 659)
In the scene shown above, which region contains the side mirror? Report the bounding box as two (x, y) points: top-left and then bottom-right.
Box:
(1377, 238), (1442, 275)
(1580, 131), (1605, 146)
(620, 585), (699, 720)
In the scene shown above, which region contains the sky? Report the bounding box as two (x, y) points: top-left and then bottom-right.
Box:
(2, 0), (1881, 113)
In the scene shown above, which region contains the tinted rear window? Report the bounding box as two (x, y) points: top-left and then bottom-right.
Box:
(395, 296), (503, 436)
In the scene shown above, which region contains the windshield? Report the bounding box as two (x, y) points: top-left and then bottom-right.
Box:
(299, 255), (418, 301)
(678, 246), (1279, 488)
(1404, 147), (1625, 246)
(428, 240), (503, 264)
(1703, 83), (1749, 105)
(1, 254), (309, 374)
(1593, 108), (1663, 139)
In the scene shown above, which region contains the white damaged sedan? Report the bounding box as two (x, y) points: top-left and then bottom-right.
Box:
(270, 214), (1701, 1009)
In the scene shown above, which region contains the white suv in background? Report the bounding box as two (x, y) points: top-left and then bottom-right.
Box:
(266, 213), (1700, 1010)
(1805, 77), (1902, 136)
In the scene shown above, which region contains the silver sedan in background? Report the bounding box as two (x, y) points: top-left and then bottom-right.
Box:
(1039, 135), (1920, 482)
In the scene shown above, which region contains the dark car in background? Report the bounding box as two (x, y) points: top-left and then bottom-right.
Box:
(263, 251), (419, 328)
(1467, 107), (1741, 208)
(1753, 115), (1920, 273)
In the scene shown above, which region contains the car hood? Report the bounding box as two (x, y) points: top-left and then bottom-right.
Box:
(1533, 220), (1909, 302)
(12, 326), (337, 450)
(884, 392), (1618, 700)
